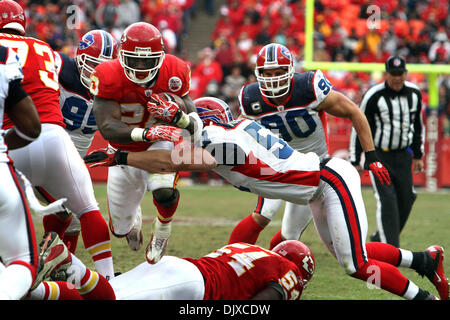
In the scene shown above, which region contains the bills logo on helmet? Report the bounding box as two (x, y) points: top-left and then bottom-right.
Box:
(196, 106), (226, 124)
(168, 76), (182, 92)
(280, 45), (292, 60)
(79, 34), (94, 50)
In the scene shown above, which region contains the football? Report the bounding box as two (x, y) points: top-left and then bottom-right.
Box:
(153, 92), (188, 113)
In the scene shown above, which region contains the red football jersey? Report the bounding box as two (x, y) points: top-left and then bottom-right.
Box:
(90, 54), (191, 152)
(184, 243), (304, 300)
(0, 33), (63, 128)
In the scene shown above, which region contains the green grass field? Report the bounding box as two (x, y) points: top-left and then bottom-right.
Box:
(33, 183), (449, 300)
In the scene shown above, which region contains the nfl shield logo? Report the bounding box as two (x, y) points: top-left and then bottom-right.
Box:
(168, 77), (182, 92)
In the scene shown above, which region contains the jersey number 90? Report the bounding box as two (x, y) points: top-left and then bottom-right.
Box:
(260, 109), (317, 142)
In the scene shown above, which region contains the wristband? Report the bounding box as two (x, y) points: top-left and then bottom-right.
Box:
(115, 151), (129, 165)
(13, 126), (37, 142)
(364, 150), (379, 169)
(175, 112), (190, 129)
(189, 112), (203, 144)
(131, 128), (146, 142)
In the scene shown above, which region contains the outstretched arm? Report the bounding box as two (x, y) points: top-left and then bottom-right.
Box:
(318, 90), (375, 153)
(127, 147), (217, 173)
(84, 146), (217, 174)
(318, 90), (390, 185)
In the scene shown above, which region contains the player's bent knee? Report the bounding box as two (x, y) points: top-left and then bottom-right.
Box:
(152, 188), (179, 207)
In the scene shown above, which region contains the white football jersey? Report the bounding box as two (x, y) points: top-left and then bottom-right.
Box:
(202, 119), (322, 204)
(0, 45), (24, 163)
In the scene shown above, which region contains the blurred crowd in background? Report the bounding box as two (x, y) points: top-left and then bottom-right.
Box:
(16, 0), (450, 137)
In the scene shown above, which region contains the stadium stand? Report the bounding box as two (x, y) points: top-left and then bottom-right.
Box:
(17, 0), (450, 186)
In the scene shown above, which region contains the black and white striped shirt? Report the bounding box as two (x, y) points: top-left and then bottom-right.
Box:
(349, 81), (424, 165)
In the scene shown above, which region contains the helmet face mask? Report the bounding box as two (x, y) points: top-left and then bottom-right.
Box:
(119, 49), (164, 84)
(255, 43), (295, 99)
(193, 97), (234, 126)
(118, 22), (165, 85)
(76, 30), (118, 89)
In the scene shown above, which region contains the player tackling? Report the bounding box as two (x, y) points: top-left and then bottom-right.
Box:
(85, 97), (448, 300)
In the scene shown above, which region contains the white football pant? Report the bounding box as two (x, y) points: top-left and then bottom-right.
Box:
(256, 198), (313, 240)
(310, 158), (369, 274)
(0, 163), (36, 299)
(8, 123), (100, 217)
(107, 140), (176, 236)
(109, 256), (204, 299)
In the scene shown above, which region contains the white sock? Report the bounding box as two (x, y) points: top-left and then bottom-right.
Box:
(398, 249), (413, 268)
(402, 280), (419, 300)
(0, 264), (33, 300)
(27, 283), (46, 300)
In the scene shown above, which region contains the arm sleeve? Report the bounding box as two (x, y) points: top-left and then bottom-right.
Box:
(5, 79), (29, 111)
(266, 281), (286, 300)
(90, 64), (121, 99)
(180, 61), (192, 97)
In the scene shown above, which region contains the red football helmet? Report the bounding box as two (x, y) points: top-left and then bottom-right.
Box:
(193, 97), (234, 126)
(0, 0), (26, 36)
(76, 30), (118, 89)
(272, 240), (315, 286)
(255, 43), (295, 98)
(119, 22), (165, 84)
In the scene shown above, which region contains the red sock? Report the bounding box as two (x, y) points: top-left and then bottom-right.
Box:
(78, 269), (116, 300)
(43, 281), (83, 300)
(352, 258), (409, 296)
(366, 242), (401, 266)
(228, 214), (264, 245)
(62, 232), (80, 254)
(269, 229), (283, 249)
(79, 210), (113, 278)
(153, 193), (180, 224)
(43, 214), (72, 238)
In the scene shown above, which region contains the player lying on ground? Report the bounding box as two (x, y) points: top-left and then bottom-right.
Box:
(84, 96), (448, 300)
(26, 232), (314, 300)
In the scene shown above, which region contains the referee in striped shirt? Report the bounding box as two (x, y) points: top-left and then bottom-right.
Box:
(349, 55), (424, 247)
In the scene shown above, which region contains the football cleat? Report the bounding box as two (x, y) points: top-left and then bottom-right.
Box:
(31, 232), (72, 290)
(425, 245), (448, 300)
(126, 210), (143, 251)
(145, 220), (171, 264)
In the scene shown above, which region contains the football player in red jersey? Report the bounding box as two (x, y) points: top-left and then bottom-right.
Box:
(0, 0), (115, 280)
(28, 232), (313, 300)
(90, 22), (202, 264)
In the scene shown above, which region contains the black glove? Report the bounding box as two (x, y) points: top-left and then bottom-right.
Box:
(84, 148), (128, 167)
